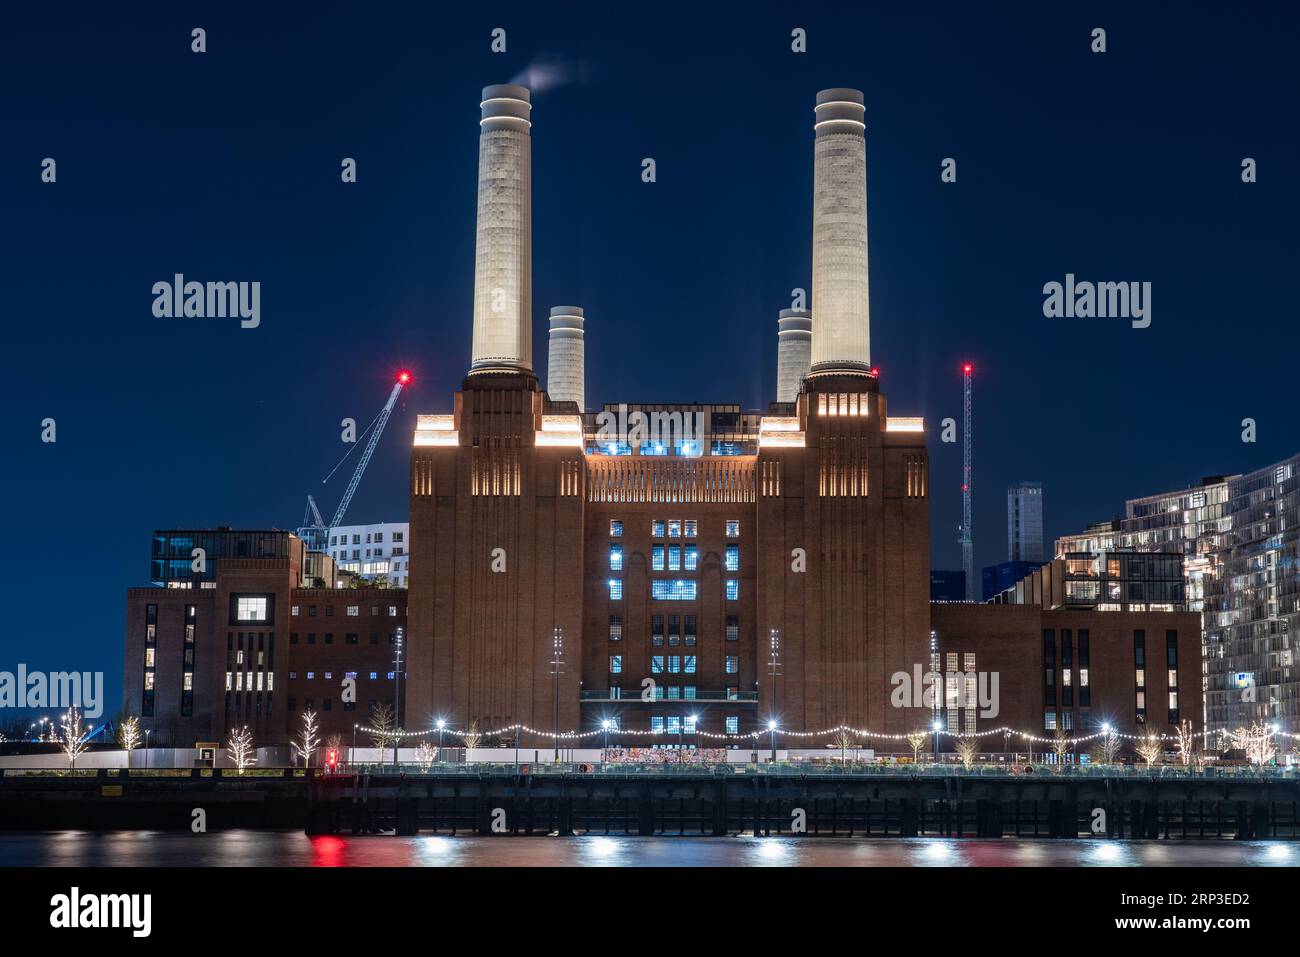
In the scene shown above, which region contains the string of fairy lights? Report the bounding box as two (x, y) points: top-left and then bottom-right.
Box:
(352, 720), (1300, 748)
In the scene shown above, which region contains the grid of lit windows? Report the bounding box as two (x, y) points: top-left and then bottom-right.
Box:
(610, 544), (623, 571)
(725, 545), (739, 571)
(609, 579), (623, 600)
(652, 580), (697, 601)
(725, 580), (739, 600)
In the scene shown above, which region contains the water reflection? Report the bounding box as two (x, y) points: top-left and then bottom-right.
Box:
(1, 833), (1295, 867)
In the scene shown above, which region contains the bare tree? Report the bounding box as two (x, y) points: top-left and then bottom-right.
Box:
(294, 709), (321, 768)
(118, 716), (141, 766)
(60, 708), (91, 770)
(906, 730), (927, 764)
(832, 728), (858, 763)
(368, 702), (397, 758)
(1100, 728), (1122, 766)
(1135, 735), (1163, 768)
(226, 726), (254, 774)
(461, 719), (483, 751)
(955, 737), (978, 770)
(1051, 729), (1073, 770)
(1175, 719), (1197, 767)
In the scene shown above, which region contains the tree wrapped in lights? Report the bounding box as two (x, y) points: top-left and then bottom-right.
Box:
(118, 715), (141, 764)
(906, 730), (927, 764)
(415, 739), (437, 772)
(294, 709), (320, 768)
(1175, 719), (1197, 767)
(1135, 735), (1162, 768)
(1230, 723), (1276, 766)
(226, 726), (254, 774)
(60, 707), (91, 770)
(955, 737), (978, 770)
(462, 720), (483, 751)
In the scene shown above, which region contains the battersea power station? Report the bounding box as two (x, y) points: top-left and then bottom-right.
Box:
(406, 84), (930, 741)
(122, 85), (1202, 753)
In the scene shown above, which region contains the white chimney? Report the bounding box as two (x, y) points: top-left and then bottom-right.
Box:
(777, 309), (812, 402)
(547, 306), (585, 408)
(809, 88), (871, 376)
(470, 84), (533, 373)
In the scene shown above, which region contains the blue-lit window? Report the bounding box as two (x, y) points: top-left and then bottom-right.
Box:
(684, 715), (697, 733)
(668, 520), (681, 538)
(651, 716), (665, 733)
(668, 656), (681, 674)
(668, 686), (681, 700)
(725, 716), (739, 734)
(684, 545), (698, 570)
(609, 579), (623, 600)
(684, 655), (697, 674)
(725, 545), (739, 571)
(726, 656), (739, 674)
(684, 520), (697, 536)
(711, 442), (743, 456)
(652, 656), (665, 674)
(652, 580), (697, 601)
(668, 545), (681, 571)
(666, 716), (682, 733)
(652, 519), (665, 538)
(684, 686), (696, 700)
(725, 580), (739, 600)
(610, 545), (623, 571)
(642, 442), (669, 456)
(369, 672), (378, 680)
(726, 520), (740, 538)
(654, 685), (665, 700)
(597, 442), (632, 455)
(610, 521), (623, 537)
(675, 441), (701, 457)
(609, 655), (622, 674)
(652, 545), (665, 571)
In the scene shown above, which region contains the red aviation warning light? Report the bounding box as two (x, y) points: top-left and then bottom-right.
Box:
(963, 363), (972, 374)
(397, 370), (412, 384)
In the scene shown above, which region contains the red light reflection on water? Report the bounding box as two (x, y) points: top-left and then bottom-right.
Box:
(311, 835), (348, 867)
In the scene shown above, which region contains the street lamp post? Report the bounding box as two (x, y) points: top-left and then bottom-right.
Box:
(932, 720), (942, 764)
(351, 723), (357, 771)
(144, 729), (152, 771)
(392, 628), (404, 768)
(768, 720), (778, 763)
(436, 719), (446, 764)
(601, 719), (611, 768)
(551, 627), (564, 763)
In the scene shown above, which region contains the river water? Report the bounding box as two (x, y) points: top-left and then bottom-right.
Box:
(1, 832), (1295, 867)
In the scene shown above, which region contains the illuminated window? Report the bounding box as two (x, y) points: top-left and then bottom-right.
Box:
(610, 520), (623, 537)
(346, 606), (359, 617)
(652, 545), (665, 570)
(684, 655), (697, 674)
(652, 519), (665, 537)
(726, 520), (740, 538)
(725, 716), (739, 734)
(725, 545), (739, 571)
(610, 544), (624, 571)
(666, 716), (681, 733)
(652, 656), (665, 674)
(236, 596), (269, 622)
(609, 579), (623, 600)
(725, 656), (738, 674)
(650, 716), (665, 732)
(684, 545), (698, 571)
(725, 580), (739, 601)
(684, 520), (697, 537)
(684, 715), (697, 733)
(668, 545), (681, 570)
(609, 655), (622, 674)
(668, 520), (681, 538)
(652, 580), (697, 601)
(609, 615), (623, 641)
(668, 656), (681, 674)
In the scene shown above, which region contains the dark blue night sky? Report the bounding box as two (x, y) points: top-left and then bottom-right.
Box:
(3, 2), (1297, 718)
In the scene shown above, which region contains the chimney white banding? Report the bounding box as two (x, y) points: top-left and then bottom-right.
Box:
(776, 308), (812, 403)
(470, 84), (533, 374)
(547, 305), (585, 409)
(809, 88), (871, 376)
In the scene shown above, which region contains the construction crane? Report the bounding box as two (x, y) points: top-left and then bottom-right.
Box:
(296, 371), (411, 553)
(959, 362), (975, 601)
